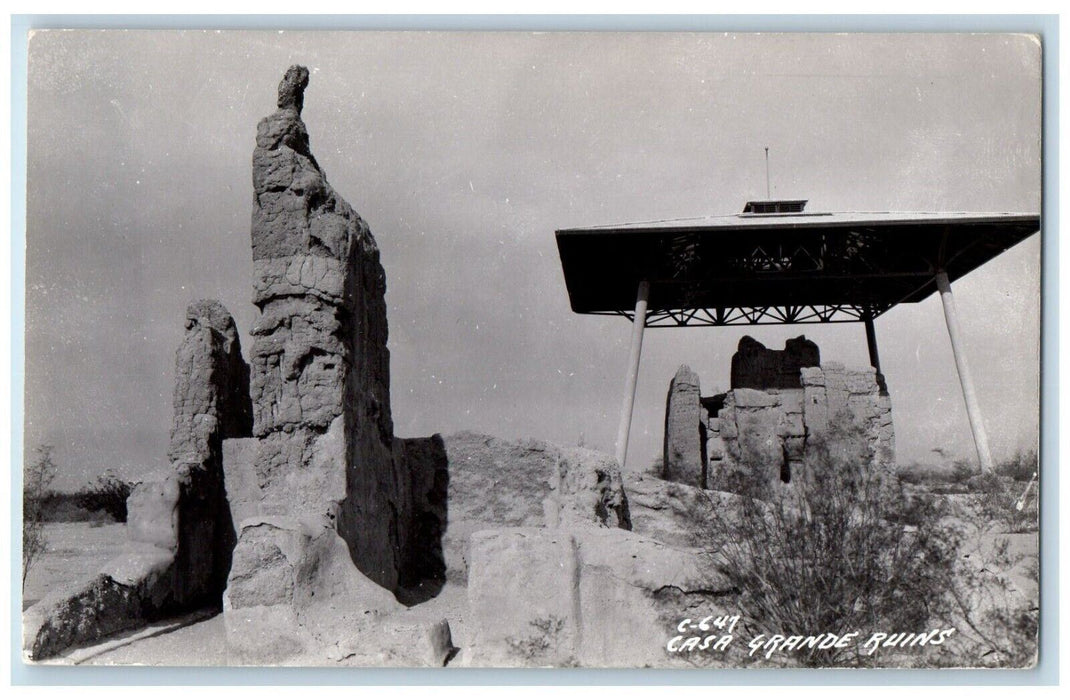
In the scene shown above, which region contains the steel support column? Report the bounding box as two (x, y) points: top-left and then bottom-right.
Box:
(935, 270), (994, 472)
(864, 317), (882, 374)
(615, 280), (650, 467)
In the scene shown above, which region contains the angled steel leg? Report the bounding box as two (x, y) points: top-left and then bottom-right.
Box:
(615, 281), (650, 468)
(936, 270), (994, 472)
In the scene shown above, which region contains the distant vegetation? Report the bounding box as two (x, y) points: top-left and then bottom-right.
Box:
(994, 449), (1040, 482)
(23, 445), (57, 587)
(897, 449), (1038, 490)
(38, 492), (121, 523)
(75, 470), (134, 523)
(25, 463), (136, 525)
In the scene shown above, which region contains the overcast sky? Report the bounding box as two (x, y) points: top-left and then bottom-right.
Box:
(24, 30), (1041, 489)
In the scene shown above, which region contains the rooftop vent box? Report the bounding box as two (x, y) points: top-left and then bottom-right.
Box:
(742, 199), (808, 215)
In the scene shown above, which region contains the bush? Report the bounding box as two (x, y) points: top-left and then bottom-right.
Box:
(950, 459), (977, 484)
(704, 417), (1038, 668)
(707, 419), (960, 667)
(895, 462), (928, 486)
(966, 473), (1038, 534)
(23, 445), (58, 587)
(938, 536), (1038, 668)
(505, 615), (569, 663)
(896, 462), (964, 490)
(76, 470), (133, 522)
(36, 492), (112, 523)
(935, 489), (1039, 668)
(995, 449), (1038, 482)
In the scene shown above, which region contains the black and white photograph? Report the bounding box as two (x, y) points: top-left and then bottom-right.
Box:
(18, 28), (1042, 670)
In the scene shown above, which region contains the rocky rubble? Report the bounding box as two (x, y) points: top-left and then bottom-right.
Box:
(466, 527), (737, 667)
(222, 516), (452, 667)
(439, 431), (631, 584)
(445, 433), (750, 668)
(623, 471), (751, 549)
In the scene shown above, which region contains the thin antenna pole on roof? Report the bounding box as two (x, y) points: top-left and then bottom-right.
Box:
(764, 147), (771, 199)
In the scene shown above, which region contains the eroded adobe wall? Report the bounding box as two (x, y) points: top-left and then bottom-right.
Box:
(25, 300), (253, 659)
(709, 363), (895, 489)
(662, 365), (707, 488)
(661, 336), (894, 493)
(730, 335), (819, 390)
(245, 65), (405, 592)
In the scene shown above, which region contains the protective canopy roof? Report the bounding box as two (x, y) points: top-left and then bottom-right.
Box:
(555, 211), (1040, 325)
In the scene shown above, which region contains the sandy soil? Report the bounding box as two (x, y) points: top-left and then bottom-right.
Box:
(75, 613), (226, 666)
(24, 522), (223, 666)
(24, 512), (1039, 667)
(23, 522), (128, 609)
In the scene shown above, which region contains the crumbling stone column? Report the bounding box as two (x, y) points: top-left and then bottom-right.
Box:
(158, 300), (253, 602)
(244, 64), (405, 591)
(662, 365), (707, 488)
(221, 67), (452, 663)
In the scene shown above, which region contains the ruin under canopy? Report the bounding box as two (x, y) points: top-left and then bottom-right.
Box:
(556, 200), (1040, 471)
(664, 336), (894, 492)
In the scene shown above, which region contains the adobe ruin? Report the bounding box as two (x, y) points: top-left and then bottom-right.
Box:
(663, 335), (895, 491)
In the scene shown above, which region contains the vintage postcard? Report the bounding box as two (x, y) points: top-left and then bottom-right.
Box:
(20, 29), (1041, 670)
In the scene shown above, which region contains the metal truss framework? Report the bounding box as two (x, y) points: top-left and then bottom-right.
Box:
(593, 302), (893, 327)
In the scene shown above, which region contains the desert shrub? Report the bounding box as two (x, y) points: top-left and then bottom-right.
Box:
(965, 472), (1038, 535)
(938, 537), (1039, 668)
(505, 615), (571, 664)
(897, 460), (975, 493)
(36, 492), (111, 523)
(706, 418), (963, 667)
(950, 459), (976, 484)
(918, 460), (977, 495)
(907, 460), (980, 498)
(705, 416), (1039, 668)
(895, 462), (928, 485)
(996, 449), (1038, 482)
(890, 487), (949, 529)
(23, 445), (58, 587)
(896, 462), (964, 489)
(76, 470), (133, 523)
(932, 494), (1039, 668)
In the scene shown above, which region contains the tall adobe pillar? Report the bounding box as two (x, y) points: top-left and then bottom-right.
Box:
(246, 65), (403, 591)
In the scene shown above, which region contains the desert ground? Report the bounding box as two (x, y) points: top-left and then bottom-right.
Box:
(25, 522), (482, 666)
(24, 479), (1039, 668)
(24, 523), (224, 665)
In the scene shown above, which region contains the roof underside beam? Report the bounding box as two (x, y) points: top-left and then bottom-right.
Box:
(596, 302), (892, 327)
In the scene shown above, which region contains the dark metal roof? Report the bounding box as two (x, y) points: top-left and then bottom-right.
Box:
(554, 211), (1040, 326)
